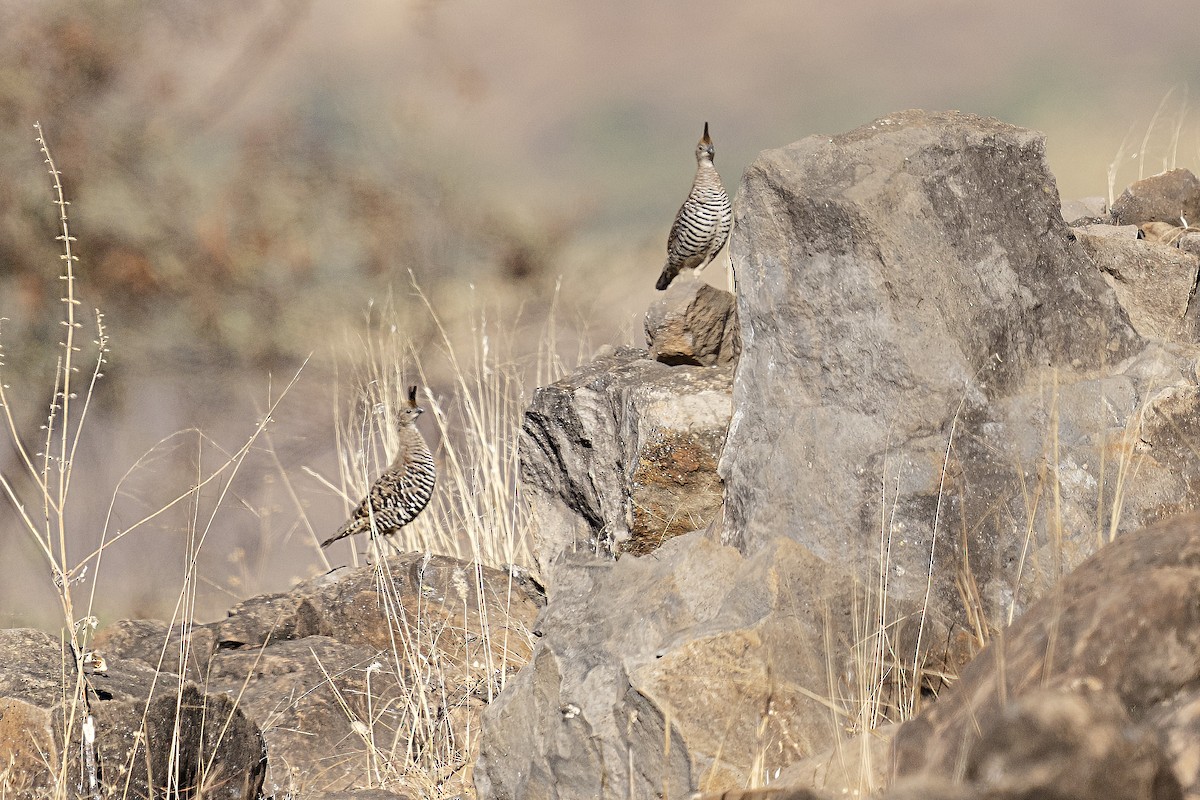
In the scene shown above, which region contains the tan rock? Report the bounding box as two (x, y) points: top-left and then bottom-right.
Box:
(1075, 227), (1200, 341)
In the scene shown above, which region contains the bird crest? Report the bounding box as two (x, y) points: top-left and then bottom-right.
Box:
(398, 384), (424, 426)
(696, 122), (715, 162)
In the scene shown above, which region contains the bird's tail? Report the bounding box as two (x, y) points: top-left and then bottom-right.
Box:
(319, 519), (358, 548)
(655, 264), (676, 291)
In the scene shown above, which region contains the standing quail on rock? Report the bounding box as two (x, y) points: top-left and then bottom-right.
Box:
(321, 385), (436, 549)
(655, 122), (733, 291)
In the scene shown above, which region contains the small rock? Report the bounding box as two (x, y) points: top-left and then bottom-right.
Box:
(645, 278), (740, 367)
(1061, 195), (1108, 224)
(1111, 168), (1200, 227)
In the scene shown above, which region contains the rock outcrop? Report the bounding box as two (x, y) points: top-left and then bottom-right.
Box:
(91, 553), (542, 798)
(479, 112), (1200, 800)
(719, 109), (1155, 632)
(520, 306), (734, 575)
(0, 628), (265, 799)
(891, 512), (1200, 799)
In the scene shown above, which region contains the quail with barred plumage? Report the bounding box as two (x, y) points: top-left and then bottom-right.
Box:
(655, 122), (733, 291)
(321, 385), (436, 549)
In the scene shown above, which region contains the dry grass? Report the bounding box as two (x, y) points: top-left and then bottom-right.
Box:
(266, 278), (571, 796)
(1106, 87), (1197, 209)
(802, 355), (1158, 797)
(0, 125), (115, 797)
(314, 278), (572, 573)
(0, 122), (566, 798)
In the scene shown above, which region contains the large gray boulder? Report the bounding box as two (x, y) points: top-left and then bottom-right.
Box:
(720, 109), (1187, 630)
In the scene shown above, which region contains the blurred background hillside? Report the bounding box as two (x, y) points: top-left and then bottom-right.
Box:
(1, 0), (1198, 626)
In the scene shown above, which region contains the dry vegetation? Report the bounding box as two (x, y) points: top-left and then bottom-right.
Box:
(0, 122), (558, 798)
(0, 1), (623, 625)
(4, 4), (1197, 797)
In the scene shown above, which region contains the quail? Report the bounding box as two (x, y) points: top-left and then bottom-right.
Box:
(321, 385), (436, 548)
(655, 122), (733, 291)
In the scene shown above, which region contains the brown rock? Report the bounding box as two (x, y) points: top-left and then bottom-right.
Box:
(625, 424), (724, 556)
(893, 512), (1200, 799)
(0, 697), (57, 796)
(98, 553), (542, 798)
(0, 628), (265, 799)
(1111, 168), (1200, 227)
(220, 556), (538, 795)
(963, 687), (1177, 800)
(92, 617), (218, 680)
(645, 278), (740, 367)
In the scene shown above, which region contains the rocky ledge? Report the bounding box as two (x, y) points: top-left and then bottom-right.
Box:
(479, 110), (1200, 800)
(0, 554), (541, 799)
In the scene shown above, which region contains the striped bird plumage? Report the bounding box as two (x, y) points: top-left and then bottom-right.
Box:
(656, 122), (732, 291)
(321, 385), (436, 549)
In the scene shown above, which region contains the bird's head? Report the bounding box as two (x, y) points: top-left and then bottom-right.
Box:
(399, 384), (425, 427)
(695, 122), (716, 163)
